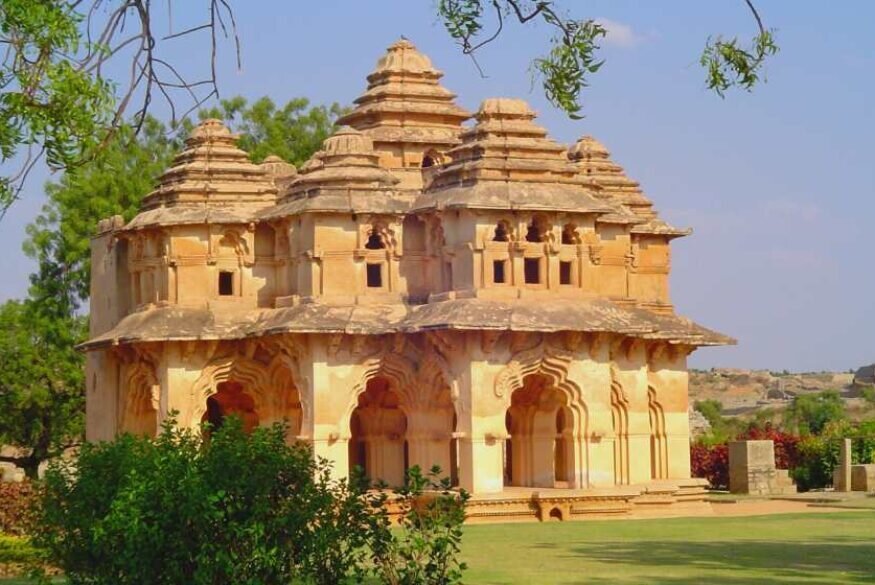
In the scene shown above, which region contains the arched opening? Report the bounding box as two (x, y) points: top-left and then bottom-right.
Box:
(549, 507), (563, 521)
(525, 222), (542, 243)
(348, 376), (408, 486)
(504, 374), (574, 488)
(493, 221), (510, 242)
(202, 380), (259, 435)
(611, 384), (630, 485)
(365, 230), (385, 250)
(648, 386), (668, 480)
(561, 223), (578, 245)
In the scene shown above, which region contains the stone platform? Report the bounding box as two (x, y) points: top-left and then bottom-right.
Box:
(464, 479), (712, 523)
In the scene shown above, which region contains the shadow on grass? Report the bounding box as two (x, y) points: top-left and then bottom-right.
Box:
(553, 539), (875, 585)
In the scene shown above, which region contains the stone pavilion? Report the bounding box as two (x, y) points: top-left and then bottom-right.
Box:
(83, 39), (733, 521)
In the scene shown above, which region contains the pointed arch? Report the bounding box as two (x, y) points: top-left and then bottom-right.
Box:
(120, 361), (159, 437)
(189, 352), (305, 436)
(494, 344), (589, 488)
(648, 385), (669, 479)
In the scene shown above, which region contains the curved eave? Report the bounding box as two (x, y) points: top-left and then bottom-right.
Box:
(412, 182), (614, 214)
(79, 299), (734, 351)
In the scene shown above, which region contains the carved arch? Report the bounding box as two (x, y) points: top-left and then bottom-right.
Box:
(648, 385), (669, 479)
(120, 360), (160, 437)
(189, 352), (306, 435)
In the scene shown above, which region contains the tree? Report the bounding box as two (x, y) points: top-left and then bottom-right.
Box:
(0, 299), (86, 479)
(0, 1), (777, 211)
(24, 96), (341, 310)
(783, 390), (846, 436)
(198, 96), (345, 167)
(0, 0), (239, 210)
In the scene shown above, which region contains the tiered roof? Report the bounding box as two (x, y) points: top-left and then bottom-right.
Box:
(128, 119), (280, 229)
(416, 98), (613, 214)
(337, 39), (470, 150)
(262, 127), (404, 217)
(568, 136), (690, 237)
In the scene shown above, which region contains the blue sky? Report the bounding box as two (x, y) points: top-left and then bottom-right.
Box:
(0, 1), (872, 372)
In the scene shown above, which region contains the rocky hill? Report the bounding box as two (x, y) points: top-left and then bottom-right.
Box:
(689, 368), (863, 416)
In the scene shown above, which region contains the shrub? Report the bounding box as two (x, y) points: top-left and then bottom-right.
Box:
(792, 434), (842, 491)
(690, 442), (729, 489)
(0, 482), (36, 536)
(32, 417), (468, 585)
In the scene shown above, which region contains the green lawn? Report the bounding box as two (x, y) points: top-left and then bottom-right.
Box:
(3, 511), (874, 584)
(461, 511), (875, 585)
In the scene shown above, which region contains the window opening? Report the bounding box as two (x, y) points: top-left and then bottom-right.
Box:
(493, 222), (509, 242)
(559, 261), (573, 285)
(218, 271), (234, 296)
(525, 223), (541, 243)
(366, 263), (383, 288)
(493, 260), (507, 284)
(524, 258), (540, 284)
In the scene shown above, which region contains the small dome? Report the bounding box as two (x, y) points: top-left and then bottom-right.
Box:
(372, 38), (437, 76)
(260, 155), (297, 182)
(322, 126), (375, 156)
(188, 118), (233, 140)
(568, 136), (610, 161)
(478, 98), (536, 119)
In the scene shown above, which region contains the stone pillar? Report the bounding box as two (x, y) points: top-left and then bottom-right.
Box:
(834, 438), (852, 492)
(458, 433), (505, 493)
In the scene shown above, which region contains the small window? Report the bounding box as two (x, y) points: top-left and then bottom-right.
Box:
(525, 224), (541, 243)
(559, 261), (573, 285)
(218, 271), (234, 296)
(493, 260), (506, 284)
(366, 263), (383, 288)
(524, 258), (540, 284)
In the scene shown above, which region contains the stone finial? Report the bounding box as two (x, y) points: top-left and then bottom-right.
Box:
(187, 118), (237, 145)
(568, 135), (610, 161)
(477, 97), (537, 119)
(372, 37), (439, 77)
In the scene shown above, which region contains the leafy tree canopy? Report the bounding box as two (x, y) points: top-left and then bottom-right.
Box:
(783, 390), (847, 436)
(0, 299), (86, 479)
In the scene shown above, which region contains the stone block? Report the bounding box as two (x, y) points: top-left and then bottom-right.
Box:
(851, 464), (875, 492)
(729, 440), (795, 495)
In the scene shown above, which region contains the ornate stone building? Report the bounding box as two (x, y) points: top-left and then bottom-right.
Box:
(84, 40), (732, 521)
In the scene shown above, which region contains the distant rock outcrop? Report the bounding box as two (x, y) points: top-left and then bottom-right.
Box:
(854, 364), (875, 386)
(689, 368), (856, 415)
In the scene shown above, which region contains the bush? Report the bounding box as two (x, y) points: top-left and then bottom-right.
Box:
(792, 434), (842, 491)
(690, 442), (729, 489)
(32, 417), (468, 585)
(0, 534), (40, 565)
(0, 482), (36, 536)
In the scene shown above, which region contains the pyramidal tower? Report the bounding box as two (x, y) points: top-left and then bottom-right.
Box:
(337, 39), (471, 190)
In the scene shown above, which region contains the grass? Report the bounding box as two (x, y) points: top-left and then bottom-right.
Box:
(3, 512), (874, 584)
(460, 511), (875, 584)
